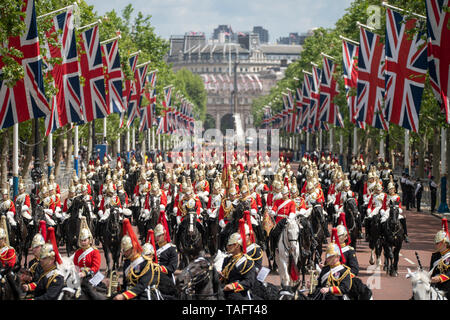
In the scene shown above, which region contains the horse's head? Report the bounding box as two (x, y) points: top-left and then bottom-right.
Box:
(176, 257), (212, 298)
(58, 256), (81, 299)
(388, 201), (400, 225)
(285, 217), (300, 259)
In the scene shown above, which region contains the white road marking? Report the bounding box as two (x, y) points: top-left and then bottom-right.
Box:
(404, 258), (415, 265)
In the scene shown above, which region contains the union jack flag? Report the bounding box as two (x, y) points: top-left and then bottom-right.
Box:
(301, 73), (313, 132)
(426, 0), (450, 123)
(319, 56), (342, 127)
(355, 27), (389, 131)
(385, 8), (428, 133)
(139, 71), (157, 132)
(43, 7), (84, 136)
(127, 64), (149, 127)
(78, 25), (109, 123)
(161, 86), (173, 133)
(295, 87), (303, 133)
(311, 65), (322, 131)
(101, 39), (125, 114)
(342, 38), (365, 129)
(0, 0), (49, 129)
(119, 54), (139, 128)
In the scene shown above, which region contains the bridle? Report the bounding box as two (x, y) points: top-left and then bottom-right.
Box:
(180, 258), (219, 299)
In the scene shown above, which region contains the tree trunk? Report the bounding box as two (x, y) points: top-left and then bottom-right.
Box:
(1, 129), (10, 188)
(54, 132), (64, 177)
(20, 134), (34, 180)
(417, 136), (425, 179)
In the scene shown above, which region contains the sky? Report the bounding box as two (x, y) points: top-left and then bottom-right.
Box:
(85, 0), (354, 43)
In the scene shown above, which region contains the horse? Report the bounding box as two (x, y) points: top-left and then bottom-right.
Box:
(406, 267), (447, 300)
(309, 204), (325, 266)
(176, 211), (205, 268)
(218, 201), (247, 251)
(295, 214), (316, 290)
(367, 213), (383, 267)
(63, 197), (92, 256)
(98, 207), (122, 274)
(176, 255), (222, 300)
(10, 202), (32, 268)
(381, 202), (404, 277)
(203, 206), (220, 256)
(57, 256), (107, 300)
(0, 264), (23, 300)
(274, 216), (301, 292)
(137, 193), (159, 243)
(343, 197), (360, 251)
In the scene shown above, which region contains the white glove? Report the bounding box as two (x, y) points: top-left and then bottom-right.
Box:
(44, 209), (54, 215)
(55, 207), (62, 214)
(123, 208), (132, 216)
(219, 219), (226, 229)
(232, 199), (239, 206)
(174, 207), (178, 214)
(21, 211), (32, 220)
(55, 212), (62, 219)
(270, 210), (276, 217)
(176, 216), (181, 225)
(160, 204), (165, 212)
(6, 211), (17, 226)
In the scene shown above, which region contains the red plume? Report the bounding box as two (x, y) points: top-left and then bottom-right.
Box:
(331, 227), (346, 264)
(442, 218), (449, 237)
(338, 212), (351, 245)
(239, 218), (247, 253)
(243, 210), (255, 243)
(46, 227), (62, 265)
(157, 212), (171, 243)
(39, 220), (47, 242)
(146, 229), (158, 263)
(122, 218), (142, 254)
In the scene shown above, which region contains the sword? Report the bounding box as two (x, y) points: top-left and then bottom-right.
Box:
(415, 251), (423, 271)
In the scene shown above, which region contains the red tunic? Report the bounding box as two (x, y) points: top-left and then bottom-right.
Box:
(271, 198), (296, 224)
(73, 247), (101, 274)
(0, 246), (16, 268)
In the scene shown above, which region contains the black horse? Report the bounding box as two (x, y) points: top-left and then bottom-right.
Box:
(176, 211), (205, 267)
(296, 215), (316, 290)
(10, 202), (33, 268)
(309, 204), (325, 266)
(176, 255), (222, 300)
(98, 207), (122, 273)
(367, 213), (383, 267)
(137, 194), (160, 243)
(343, 197), (360, 251)
(218, 201), (247, 251)
(203, 209), (220, 256)
(381, 202), (404, 277)
(63, 197), (92, 256)
(0, 265), (23, 300)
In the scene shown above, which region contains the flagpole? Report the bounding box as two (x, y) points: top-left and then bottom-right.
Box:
(13, 124), (19, 199)
(339, 35), (359, 46)
(74, 125), (79, 176)
(126, 128), (130, 163)
(353, 127), (358, 156)
(48, 133), (53, 178)
(37, 3), (77, 19)
(404, 129), (410, 173)
(77, 19), (102, 32)
(132, 127), (136, 152)
(381, 1), (426, 20)
(356, 21), (376, 32)
(103, 117), (107, 143)
(100, 33), (122, 45)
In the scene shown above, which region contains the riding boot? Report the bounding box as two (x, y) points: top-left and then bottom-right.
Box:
(357, 215), (363, 239)
(400, 218), (409, 243)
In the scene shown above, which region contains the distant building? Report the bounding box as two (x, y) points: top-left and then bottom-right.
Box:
(166, 29), (302, 132)
(277, 30), (315, 45)
(253, 26), (269, 44)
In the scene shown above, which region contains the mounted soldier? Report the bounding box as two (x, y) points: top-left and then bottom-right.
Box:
(15, 182), (33, 227)
(364, 182), (385, 241)
(380, 178), (409, 243)
(1, 187), (17, 231)
(429, 219), (450, 300)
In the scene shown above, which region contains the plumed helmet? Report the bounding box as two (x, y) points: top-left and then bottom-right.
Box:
(2, 188), (8, 196)
(142, 243), (155, 256)
(336, 224), (348, 238)
(343, 180), (351, 188)
(31, 233), (45, 249)
(32, 220), (47, 248)
(121, 218), (142, 253)
(282, 186), (289, 195)
(49, 174), (55, 181)
(41, 227), (62, 264)
(154, 223), (165, 238)
(227, 232), (243, 247)
(0, 227), (6, 240)
(39, 243), (56, 260)
(78, 216), (92, 246)
(375, 183), (383, 192)
(326, 243), (341, 258)
(435, 218), (450, 244)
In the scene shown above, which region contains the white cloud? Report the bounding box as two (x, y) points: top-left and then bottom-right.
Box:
(85, 0), (354, 42)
